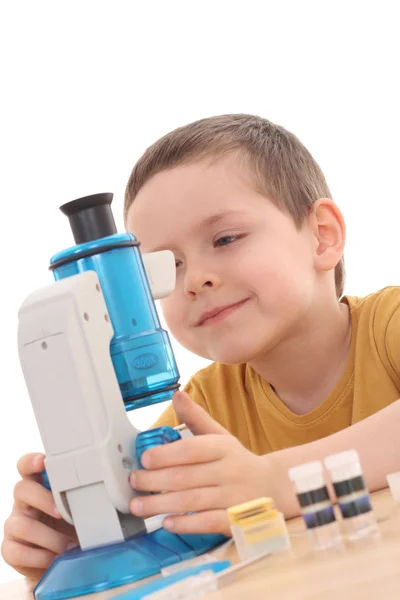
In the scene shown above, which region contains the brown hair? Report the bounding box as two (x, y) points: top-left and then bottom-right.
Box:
(124, 114), (345, 298)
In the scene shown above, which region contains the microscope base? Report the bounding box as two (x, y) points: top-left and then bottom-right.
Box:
(34, 527), (227, 599)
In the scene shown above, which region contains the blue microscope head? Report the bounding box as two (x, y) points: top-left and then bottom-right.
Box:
(49, 192), (180, 411)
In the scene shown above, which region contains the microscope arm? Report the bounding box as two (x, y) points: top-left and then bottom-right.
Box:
(17, 270), (146, 550)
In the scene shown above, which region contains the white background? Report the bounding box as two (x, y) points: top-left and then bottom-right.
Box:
(1, 0), (399, 584)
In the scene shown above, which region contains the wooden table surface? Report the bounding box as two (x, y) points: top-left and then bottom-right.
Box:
(2, 487), (400, 600)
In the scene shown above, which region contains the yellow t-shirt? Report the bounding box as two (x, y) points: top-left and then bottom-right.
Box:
(152, 286), (400, 455)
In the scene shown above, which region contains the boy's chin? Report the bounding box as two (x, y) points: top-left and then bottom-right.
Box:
(203, 344), (261, 366)
(180, 336), (268, 365)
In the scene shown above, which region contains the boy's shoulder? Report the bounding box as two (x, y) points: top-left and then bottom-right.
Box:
(344, 285), (400, 319)
(345, 286), (400, 350)
(345, 286), (400, 389)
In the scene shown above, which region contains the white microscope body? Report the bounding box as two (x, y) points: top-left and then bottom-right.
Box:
(17, 252), (175, 551)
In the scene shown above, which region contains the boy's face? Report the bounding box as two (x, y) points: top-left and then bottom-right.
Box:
(127, 156), (319, 365)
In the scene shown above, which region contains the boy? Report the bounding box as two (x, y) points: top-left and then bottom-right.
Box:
(3, 114), (400, 580)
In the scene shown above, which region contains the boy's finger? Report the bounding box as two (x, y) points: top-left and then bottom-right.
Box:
(4, 515), (75, 556)
(162, 509), (231, 537)
(140, 434), (229, 469)
(1, 539), (56, 572)
(17, 453), (45, 478)
(172, 392), (229, 436)
(13, 480), (61, 519)
(130, 486), (224, 518)
(132, 458), (223, 492)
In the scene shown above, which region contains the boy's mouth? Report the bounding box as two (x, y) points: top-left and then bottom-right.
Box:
(196, 298), (250, 327)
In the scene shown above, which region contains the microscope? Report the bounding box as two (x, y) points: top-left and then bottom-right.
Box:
(17, 193), (225, 600)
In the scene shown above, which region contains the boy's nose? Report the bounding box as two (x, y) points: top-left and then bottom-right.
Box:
(184, 269), (221, 297)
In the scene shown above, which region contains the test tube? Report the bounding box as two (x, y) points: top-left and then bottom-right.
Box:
(227, 497), (290, 560)
(288, 460), (343, 550)
(324, 450), (379, 542)
(386, 471), (400, 501)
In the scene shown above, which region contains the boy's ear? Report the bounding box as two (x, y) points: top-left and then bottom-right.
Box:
(308, 198), (346, 272)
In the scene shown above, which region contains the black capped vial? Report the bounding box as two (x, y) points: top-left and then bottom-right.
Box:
(288, 460), (343, 550)
(324, 450), (379, 542)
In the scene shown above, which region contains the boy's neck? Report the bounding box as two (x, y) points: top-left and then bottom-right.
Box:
(249, 297), (352, 416)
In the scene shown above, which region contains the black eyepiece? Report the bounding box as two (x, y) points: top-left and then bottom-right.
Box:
(60, 193), (117, 244)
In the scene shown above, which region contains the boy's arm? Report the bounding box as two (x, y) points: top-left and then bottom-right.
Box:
(266, 399), (400, 518)
(130, 393), (400, 535)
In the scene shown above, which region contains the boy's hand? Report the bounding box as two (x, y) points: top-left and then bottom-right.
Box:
(1, 453), (78, 580)
(130, 392), (268, 536)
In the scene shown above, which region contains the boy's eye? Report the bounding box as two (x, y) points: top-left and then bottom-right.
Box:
(214, 235), (240, 247)
(174, 235), (242, 268)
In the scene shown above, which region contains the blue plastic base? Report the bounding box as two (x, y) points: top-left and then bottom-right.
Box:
(34, 528), (227, 600)
(113, 560), (231, 600)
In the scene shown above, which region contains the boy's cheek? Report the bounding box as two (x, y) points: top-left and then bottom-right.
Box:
(160, 296), (178, 323)
(160, 296), (191, 337)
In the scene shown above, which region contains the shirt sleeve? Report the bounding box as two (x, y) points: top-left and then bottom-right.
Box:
(384, 301), (400, 388)
(149, 377), (209, 429)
